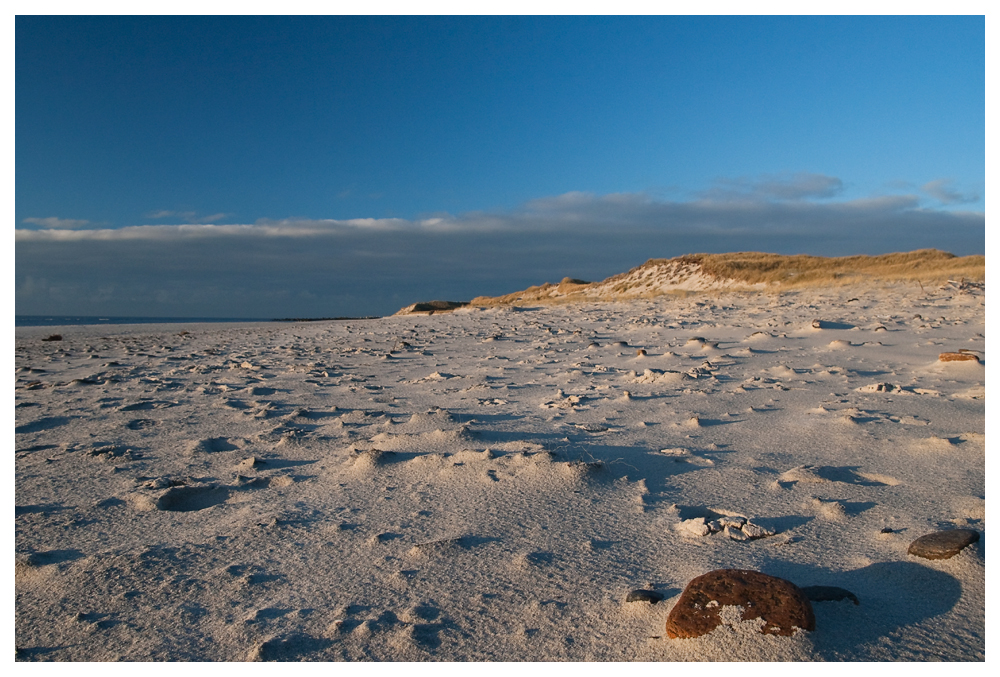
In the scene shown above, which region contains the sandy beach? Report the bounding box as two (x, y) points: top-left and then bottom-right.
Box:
(14, 278), (985, 661)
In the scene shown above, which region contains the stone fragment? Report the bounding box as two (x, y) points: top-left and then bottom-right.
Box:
(144, 477), (184, 490)
(741, 521), (774, 539)
(665, 569), (815, 639)
(676, 517), (710, 537)
(907, 529), (980, 560)
(626, 589), (665, 604)
(718, 515), (747, 529)
(856, 382), (898, 393)
(800, 585), (860, 605)
(237, 456), (267, 471)
(724, 525), (748, 541)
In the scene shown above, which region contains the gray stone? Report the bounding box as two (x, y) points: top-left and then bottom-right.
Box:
(724, 525), (749, 541)
(741, 521), (774, 539)
(718, 516), (747, 529)
(908, 529), (980, 560)
(626, 589), (665, 604)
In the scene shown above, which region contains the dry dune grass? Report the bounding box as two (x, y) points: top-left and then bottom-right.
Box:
(674, 249), (985, 287)
(467, 249), (984, 308)
(469, 281), (588, 307)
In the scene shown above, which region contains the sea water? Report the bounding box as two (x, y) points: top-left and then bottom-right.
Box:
(15, 315), (269, 327)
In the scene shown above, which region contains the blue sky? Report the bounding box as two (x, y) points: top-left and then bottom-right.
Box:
(15, 15), (985, 318)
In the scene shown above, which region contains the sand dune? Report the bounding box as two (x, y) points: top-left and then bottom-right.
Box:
(15, 273), (984, 661)
(452, 249), (985, 308)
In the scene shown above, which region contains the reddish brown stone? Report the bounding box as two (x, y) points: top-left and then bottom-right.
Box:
(939, 352), (979, 363)
(665, 569), (815, 639)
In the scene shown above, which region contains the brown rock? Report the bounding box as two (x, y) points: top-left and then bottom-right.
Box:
(907, 529), (980, 560)
(938, 352), (979, 363)
(665, 569), (815, 639)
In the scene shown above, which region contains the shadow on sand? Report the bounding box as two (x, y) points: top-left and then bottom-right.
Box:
(751, 558), (966, 659)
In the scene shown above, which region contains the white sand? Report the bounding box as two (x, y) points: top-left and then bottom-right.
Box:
(14, 283), (985, 661)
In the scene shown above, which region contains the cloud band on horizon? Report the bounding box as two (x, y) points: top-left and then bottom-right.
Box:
(16, 189), (984, 242)
(16, 187), (984, 319)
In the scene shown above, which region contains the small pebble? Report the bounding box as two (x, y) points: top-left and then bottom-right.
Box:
(626, 589), (665, 604)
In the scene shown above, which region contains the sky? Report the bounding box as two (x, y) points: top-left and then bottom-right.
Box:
(15, 14), (985, 318)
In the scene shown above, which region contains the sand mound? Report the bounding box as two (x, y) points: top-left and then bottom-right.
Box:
(462, 249), (984, 308)
(395, 300), (469, 315)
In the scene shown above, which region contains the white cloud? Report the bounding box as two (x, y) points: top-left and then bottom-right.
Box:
(921, 179), (979, 205)
(524, 191), (598, 210)
(14, 218), (424, 242)
(700, 173), (845, 201)
(15, 188), (984, 244)
(22, 216), (91, 230)
(832, 195), (921, 211)
(197, 213), (229, 223)
(143, 210), (231, 223)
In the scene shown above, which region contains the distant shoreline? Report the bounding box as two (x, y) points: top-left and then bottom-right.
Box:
(14, 315), (382, 328)
(270, 316), (382, 322)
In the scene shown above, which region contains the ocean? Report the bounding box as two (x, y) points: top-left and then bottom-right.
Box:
(15, 316), (270, 328)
